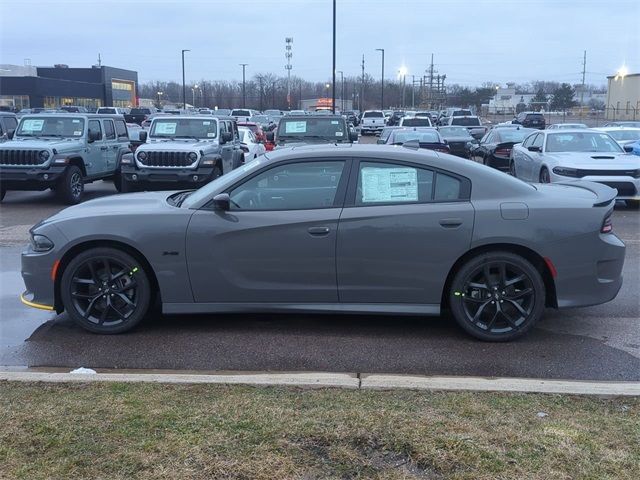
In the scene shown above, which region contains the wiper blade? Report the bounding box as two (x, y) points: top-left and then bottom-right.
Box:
(174, 191), (193, 207)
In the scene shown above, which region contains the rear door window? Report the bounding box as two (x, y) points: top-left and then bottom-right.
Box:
(103, 119), (116, 140)
(114, 119), (128, 140)
(356, 161), (434, 205)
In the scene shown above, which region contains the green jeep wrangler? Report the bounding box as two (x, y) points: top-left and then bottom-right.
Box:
(0, 113), (131, 204)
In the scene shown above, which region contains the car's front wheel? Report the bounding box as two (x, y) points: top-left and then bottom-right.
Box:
(61, 247), (152, 334)
(509, 161), (517, 177)
(449, 252), (546, 341)
(57, 165), (84, 204)
(539, 167), (551, 183)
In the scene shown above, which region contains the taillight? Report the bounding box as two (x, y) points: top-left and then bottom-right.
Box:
(495, 148), (512, 157)
(601, 214), (613, 234)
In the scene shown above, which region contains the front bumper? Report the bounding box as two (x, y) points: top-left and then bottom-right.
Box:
(121, 165), (217, 187)
(550, 173), (640, 200)
(0, 165), (68, 190)
(21, 246), (58, 311)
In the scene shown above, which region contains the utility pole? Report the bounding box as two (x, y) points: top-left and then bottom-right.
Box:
(580, 50), (587, 106)
(337, 71), (344, 112)
(411, 75), (415, 108)
(239, 63), (248, 108)
(361, 54), (365, 111)
(376, 48), (384, 109)
(331, 0), (336, 113)
(257, 75), (264, 111)
(181, 49), (190, 109)
(285, 38), (293, 110)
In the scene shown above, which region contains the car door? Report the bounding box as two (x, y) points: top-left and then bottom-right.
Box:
(186, 158), (351, 303)
(85, 119), (104, 176)
(474, 131), (493, 162)
(516, 133), (539, 181)
(527, 133), (545, 181)
(337, 159), (474, 305)
(101, 119), (118, 173)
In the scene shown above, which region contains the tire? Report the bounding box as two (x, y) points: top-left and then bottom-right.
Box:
(509, 161), (517, 177)
(0, 188), (5, 202)
(539, 167), (551, 184)
(212, 164), (222, 179)
(56, 165), (84, 204)
(113, 172), (123, 193)
(449, 251), (546, 341)
(61, 247), (152, 334)
(120, 176), (136, 193)
(626, 200), (640, 209)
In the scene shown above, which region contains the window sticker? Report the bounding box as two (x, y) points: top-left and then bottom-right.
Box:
(203, 121), (211, 125)
(21, 119), (44, 131)
(207, 132), (216, 137)
(335, 131), (343, 136)
(155, 122), (177, 135)
(285, 121), (307, 133)
(72, 119), (81, 123)
(73, 131), (82, 136)
(331, 120), (339, 124)
(361, 167), (418, 203)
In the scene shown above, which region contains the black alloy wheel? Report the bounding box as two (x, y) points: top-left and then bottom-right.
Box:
(450, 252), (545, 341)
(61, 247), (151, 333)
(539, 167), (551, 183)
(57, 165), (84, 204)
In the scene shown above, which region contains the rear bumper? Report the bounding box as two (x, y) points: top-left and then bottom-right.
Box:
(0, 165), (68, 190)
(121, 165), (217, 187)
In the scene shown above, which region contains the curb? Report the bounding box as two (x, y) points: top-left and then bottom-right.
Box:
(1, 369), (639, 395)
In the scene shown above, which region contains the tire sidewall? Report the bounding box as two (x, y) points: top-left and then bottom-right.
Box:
(58, 165), (84, 204)
(61, 247), (151, 334)
(449, 252), (546, 341)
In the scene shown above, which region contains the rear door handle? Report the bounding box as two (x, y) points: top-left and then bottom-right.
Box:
(439, 218), (463, 228)
(308, 226), (330, 236)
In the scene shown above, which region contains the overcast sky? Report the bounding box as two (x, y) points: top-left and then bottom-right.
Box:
(1, 0), (638, 87)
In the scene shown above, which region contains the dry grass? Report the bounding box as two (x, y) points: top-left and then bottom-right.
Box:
(0, 381), (638, 479)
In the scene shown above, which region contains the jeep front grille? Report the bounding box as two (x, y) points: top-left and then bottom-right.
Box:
(138, 151), (193, 167)
(0, 150), (44, 166)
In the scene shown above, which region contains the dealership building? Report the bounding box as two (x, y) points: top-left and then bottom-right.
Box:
(0, 64), (138, 110)
(606, 72), (640, 120)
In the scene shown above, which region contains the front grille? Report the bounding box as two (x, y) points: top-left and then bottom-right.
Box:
(597, 181), (637, 196)
(0, 149), (43, 166)
(138, 151), (192, 167)
(577, 169), (639, 178)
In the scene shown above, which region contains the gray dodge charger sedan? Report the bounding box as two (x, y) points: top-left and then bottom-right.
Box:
(21, 144), (625, 341)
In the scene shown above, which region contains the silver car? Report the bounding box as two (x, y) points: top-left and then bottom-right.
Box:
(21, 145), (625, 341)
(510, 129), (640, 208)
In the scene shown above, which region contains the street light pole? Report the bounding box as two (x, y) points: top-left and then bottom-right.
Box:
(331, 0), (336, 114)
(239, 63), (248, 108)
(156, 91), (163, 109)
(337, 71), (344, 112)
(181, 49), (190, 110)
(376, 48), (384, 109)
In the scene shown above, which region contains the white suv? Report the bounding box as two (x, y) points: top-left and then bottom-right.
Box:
(360, 110), (386, 135)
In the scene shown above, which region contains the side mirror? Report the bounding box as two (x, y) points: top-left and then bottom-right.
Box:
(265, 131), (275, 142)
(376, 138), (385, 144)
(443, 139), (448, 144)
(87, 130), (101, 143)
(212, 193), (230, 211)
(349, 130), (359, 142)
(220, 131), (233, 144)
(623, 145), (633, 153)
(139, 130), (147, 143)
(527, 145), (541, 152)
(7, 129), (14, 140)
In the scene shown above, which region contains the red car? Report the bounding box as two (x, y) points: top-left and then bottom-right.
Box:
(237, 122), (266, 143)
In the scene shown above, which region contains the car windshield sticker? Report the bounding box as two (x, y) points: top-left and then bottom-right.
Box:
(285, 121), (307, 133)
(73, 131), (82, 136)
(331, 120), (339, 124)
(21, 119), (45, 132)
(361, 167), (418, 203)
(155, 122), (177, 135)
(335, 131), (343, 136)
(207, 132), (216, 137)
(203, 121), (211, 125)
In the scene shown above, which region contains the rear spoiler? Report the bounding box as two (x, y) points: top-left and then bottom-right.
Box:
(554, 180), (618, 207)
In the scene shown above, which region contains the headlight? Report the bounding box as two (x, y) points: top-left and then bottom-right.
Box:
(30, 234), (54, 252)
(137, 151), (147, 160)
(552, 167), (579, 177)
(39, 150), (50, 161)
(120, 156), (132, 164)
(188, 152), (198, 162)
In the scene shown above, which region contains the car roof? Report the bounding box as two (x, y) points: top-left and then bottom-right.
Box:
(596, 126), (640, 131)
(281, 115), (343, 119)
(17, 113), (124, 119)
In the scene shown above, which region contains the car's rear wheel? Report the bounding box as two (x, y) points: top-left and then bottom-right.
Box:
(509, 161), (517, 177)
(539, 167), (551, 183)
(57, 165), (84, 204)
(61, 247), (151, 334)
(449, 252), (545, 341)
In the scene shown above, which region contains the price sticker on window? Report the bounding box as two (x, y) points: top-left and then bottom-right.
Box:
(361, 167), (418, 203)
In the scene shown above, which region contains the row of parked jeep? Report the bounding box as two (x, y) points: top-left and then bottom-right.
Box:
(0, 111), (355, 204)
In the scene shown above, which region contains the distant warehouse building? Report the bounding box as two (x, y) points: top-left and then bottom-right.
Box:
(0, 63), (138, 110)
(606, 72), (640, 120)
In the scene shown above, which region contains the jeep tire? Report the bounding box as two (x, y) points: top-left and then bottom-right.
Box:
(57, 165), (84, 205)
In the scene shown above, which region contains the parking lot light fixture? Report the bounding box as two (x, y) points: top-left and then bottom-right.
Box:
(181, 49), (190, 109)
(240, 64), (249, 108)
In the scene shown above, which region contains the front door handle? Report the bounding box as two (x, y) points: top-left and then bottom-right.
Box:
(308, 226), (330, 236)
(439, 218), (463, 228)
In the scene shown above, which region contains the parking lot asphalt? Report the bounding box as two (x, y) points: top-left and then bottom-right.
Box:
(1, 143), (639, 380)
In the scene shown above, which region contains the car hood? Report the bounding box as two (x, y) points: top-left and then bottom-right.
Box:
(140, 139), (218, 151)
(2, 137), (84, 151)
(40, 191), (180, 226)
(544, 151), (640, 169)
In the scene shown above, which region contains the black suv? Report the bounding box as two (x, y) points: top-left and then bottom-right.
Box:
(513, 111), (545, 129)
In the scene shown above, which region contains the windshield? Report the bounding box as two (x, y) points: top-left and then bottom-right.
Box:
(545, 132), (624, 153)
(17, 117), (85, 137)
(364, 111), (384, 118)
(150, 118), (218, 138)
(607, 130), (640, 141)
(232, 110), (251, 116)
(277, 118), (346, 140)
(130, 108), (151, 115)
(251, 116), (269, 123)
(439, 127), (472, 138)
(496, 129), (535, 142)
(392, 130), (440, 143)
(451, 117), (481, 126)
(98, 108), (117, 114)
(402, 118), (431, 126)
(181, 157), (264, 208)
